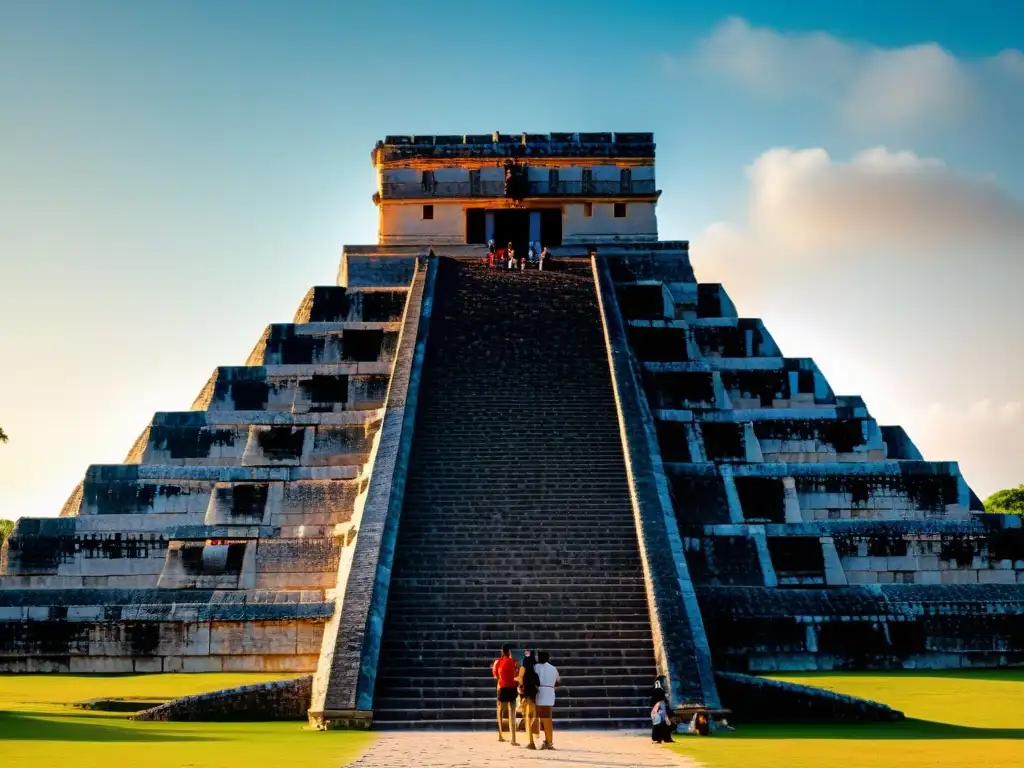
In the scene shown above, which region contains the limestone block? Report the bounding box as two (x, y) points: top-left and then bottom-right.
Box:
(870, 558), (888, 571)
(297, 621), (325, 655)
(845, 557), (871, 570)
(184, 622), (212, 655)
(219, 655), (265, 672)
(876, 572), (894, 584)
(164, 656), (184, 673)
(916, 570), (942, 585)
(68, 606), (104, 621)
(918, 555), (940, 571)
(998, 559), (1014, 570)
(0, 607), (26, 620)
(182, 656), (225, 673)
(887, 556), (918, 571)
(28, 607), (49, 620)
(209, 621), (298, 656)
(70, 656), (135, 673)
(846, 571), (878, 584)
(133, 657), (164, 673)
(979, 569), (1017, 584)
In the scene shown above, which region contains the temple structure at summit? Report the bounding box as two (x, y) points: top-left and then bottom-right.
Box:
(3, 132), (1024, 729)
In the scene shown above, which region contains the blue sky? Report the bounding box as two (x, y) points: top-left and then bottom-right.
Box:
(1, 1), (1022, 517)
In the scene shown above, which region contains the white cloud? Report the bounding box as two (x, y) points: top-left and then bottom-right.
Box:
(686, 17), (1020, 130)
(738, 146), (1024, 254)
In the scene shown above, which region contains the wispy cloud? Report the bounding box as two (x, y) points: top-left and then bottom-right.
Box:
(677, 17), (1023, 132)
(692, 145), (1024, 262)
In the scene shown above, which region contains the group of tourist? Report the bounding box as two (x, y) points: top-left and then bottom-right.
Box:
(491, 646), (717, 748)
(491, 645), (560, 749)
(486, 240), (549, 271)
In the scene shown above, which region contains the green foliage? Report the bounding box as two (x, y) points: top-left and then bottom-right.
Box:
(0, 426), (7, 442)
(0, 518), (12, 546)
(984, 485), (1024, 514)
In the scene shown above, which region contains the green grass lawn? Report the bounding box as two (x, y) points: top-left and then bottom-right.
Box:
(668, 670), (1024, 768)
(0, 673), (374, 768)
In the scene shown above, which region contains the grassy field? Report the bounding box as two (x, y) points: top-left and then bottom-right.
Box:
(668, 670), (1024, 768)
(0, 673), (374, 768)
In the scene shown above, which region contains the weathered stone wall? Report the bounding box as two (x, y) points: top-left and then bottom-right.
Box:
(0, 273), (416, 675)
(715, 672), (903, 723)
(131, 676), (312, 721)
(310, 256), (437, 729)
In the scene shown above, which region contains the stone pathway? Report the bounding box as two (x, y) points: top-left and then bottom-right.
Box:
(346, 730), (699, 768)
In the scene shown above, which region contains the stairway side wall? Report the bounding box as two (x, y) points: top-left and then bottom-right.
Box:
(309, 256), (437, 729)
(591, 254), (720, 710)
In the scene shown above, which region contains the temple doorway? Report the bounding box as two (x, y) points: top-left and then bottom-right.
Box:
(492, 209), (531, 256)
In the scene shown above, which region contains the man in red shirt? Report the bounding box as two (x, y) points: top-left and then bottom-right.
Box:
(491, 643), (519, 745)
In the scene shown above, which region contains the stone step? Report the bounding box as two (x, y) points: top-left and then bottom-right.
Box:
(379, 632), (653, 645)
(370, 716), (651, 731)
(371, 705), (651, 723)
(382, 619), (654, 632)
(378, 646), (654, 661)
(376, 257), (654, 724)
(375, 667), (655, 686)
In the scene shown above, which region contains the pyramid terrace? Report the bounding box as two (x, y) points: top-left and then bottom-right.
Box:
(3, 131), (1024, 730)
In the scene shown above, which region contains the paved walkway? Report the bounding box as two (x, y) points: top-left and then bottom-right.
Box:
(347, 731), (699, 768)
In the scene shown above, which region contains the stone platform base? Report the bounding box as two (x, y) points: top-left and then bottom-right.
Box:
(307, 708), (374, 730)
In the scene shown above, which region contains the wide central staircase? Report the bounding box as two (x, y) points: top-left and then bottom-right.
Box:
(372, 257), (657, 728)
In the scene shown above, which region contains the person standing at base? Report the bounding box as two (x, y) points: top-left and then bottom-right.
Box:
(492, 643), (520, 745)
(534, 650), (560, 750)
(517, 649), (541, 749)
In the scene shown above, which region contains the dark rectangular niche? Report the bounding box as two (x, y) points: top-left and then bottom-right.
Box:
(735, 477), (786, 523)
(766, 536), (826, 575)
(615, 284), (665, 320)
(342, 329), (385, 361)
(256, 427), (305, 460)
(268, 326), (321, 365)
(361, 291), (407, 322)
(224, 379), (270, 410)
(627, 326), (689, 362)
(700, 422), (745, 461)
(301, 374), (349, 405)
(645, 371), (715, 409)
(308, 287), (351, 322)
(669, 475), (731, 525)
(655, 421), (692, 462)
(150, 426), (236, 459)
(222, 483), (269, 518)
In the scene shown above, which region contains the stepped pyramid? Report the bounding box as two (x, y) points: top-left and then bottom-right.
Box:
(3, 132), (1023, 730)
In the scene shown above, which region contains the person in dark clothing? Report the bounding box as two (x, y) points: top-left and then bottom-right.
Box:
(650, 687), (675, 743)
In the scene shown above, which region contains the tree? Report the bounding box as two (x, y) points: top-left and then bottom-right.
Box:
(0, 427), (6, 443)
(0, 519), (12, 547)
(983, 485), (1024, 515)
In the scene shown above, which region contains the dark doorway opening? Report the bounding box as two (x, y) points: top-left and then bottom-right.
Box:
(540, 208), (563, 247)
(466, 208), (486, 244)
(493, 209), (531, 256)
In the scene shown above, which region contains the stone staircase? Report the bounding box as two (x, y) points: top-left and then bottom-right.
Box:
(373, 257), (658, 728)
